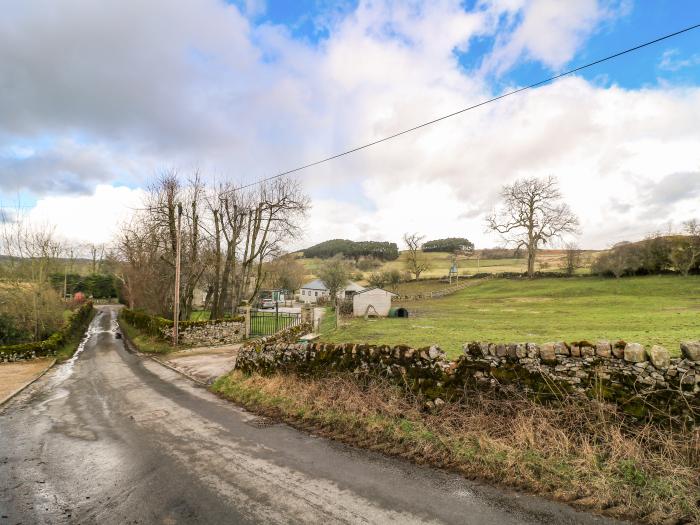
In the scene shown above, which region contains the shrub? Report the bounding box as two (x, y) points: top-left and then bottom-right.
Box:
(356, 257), (382, 271)
(367, 271), (387, 288)
(338, 299), (353, 316)
(479, 247), (524, 259)
(0, 313), (31, 345)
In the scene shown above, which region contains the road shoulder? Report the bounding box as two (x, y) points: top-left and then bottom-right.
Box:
(0, 357), (56, 406)
(160, 344), (240, 385)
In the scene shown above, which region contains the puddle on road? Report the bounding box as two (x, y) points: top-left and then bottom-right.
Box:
(131, 409), (169, 422)
(29, 308), (120, 412)
(51, 308), (115, 384)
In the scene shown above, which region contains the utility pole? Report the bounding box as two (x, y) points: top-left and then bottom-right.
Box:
(63, 247), (73, 300)
(173, 203), (183, 346)
(335, 295), (339, 329)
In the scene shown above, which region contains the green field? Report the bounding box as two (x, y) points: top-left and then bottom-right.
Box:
(297, 249), (598, 284)
(320, 275), (700, 358)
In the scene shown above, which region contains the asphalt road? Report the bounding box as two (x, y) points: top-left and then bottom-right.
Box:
(1, 306), (624, 525)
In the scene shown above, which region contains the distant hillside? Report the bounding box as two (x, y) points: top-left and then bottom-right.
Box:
(302, 239), (399, 261)
(293, 248), (600, 283)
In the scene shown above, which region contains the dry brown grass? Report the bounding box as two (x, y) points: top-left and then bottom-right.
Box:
(213, 371), (700, 524)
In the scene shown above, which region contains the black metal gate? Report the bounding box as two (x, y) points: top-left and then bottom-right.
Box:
(250, 307), (301, 336)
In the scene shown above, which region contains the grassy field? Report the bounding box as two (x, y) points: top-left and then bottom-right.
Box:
(119, 317), (175, 354)
(320, 275), (700, 357)
(297, 249), (598, 284)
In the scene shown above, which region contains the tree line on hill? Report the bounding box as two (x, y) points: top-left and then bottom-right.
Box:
(592, 223), (700, 278)
(421, 237), (474, 253)
(302, 237), (481, 260)
(302, 239), (400, 261)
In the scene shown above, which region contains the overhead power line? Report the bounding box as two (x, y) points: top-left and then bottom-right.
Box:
(230, 22), (700, 192)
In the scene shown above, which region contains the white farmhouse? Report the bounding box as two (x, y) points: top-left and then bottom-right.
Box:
(298, 279), (365, 304)
(352, 287), (398, 317)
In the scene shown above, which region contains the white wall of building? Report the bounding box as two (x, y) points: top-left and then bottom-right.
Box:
(353, 289), (394, 317)
(299, 288), (353, 304)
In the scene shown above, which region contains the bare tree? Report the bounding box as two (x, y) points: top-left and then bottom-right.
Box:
(0, 209), (67, 340)
(115, 173), (308, 319)
(205, 176), (309, 317)
(670, 219), (700, 277)
(262, 255), (306, 294)
(317, 256), (349, 302)
(564, 242), (582, 276)
(113, 171), (208, 319)
(403, 233), (431, 280)
(487, 176), (579, 278)
(234, 178), (308, 307)
(317, 256), (349, 327)
(87, 243), (104, 274)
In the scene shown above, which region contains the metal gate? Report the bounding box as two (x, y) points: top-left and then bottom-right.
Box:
(250, 308), (301, 336)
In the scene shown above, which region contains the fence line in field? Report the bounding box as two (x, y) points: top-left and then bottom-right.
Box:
(395, 277), (489, 302)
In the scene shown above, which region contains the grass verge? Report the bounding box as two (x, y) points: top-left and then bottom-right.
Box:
(213, 371), (700, 525)
(54, 307), (97, 362)
(119, 317), (175, 354)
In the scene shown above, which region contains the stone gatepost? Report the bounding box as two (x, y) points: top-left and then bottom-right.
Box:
(300, 303), (313, 329)
(238, 301), (251, 339)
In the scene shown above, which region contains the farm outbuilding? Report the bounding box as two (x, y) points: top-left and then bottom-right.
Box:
(298, 279), (365, 304)
(352, 287), (397, 317)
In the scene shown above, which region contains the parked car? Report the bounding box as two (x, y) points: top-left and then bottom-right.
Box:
(260, 298), (276, 309)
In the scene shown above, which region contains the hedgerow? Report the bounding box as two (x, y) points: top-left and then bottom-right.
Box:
(0, 301), (94, 360)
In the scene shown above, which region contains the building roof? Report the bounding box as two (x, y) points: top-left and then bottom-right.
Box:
(344, 280), (365, 292)
(354, 286), (398, 296)
(300, 279), (365, 292)
(300, 278), (327, 291)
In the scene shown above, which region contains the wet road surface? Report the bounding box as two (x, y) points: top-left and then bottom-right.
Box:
(1, 306), (624, 524)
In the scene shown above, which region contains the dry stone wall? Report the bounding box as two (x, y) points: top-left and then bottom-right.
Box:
(242, 322), (313, 349)
(236, 339), (700, 425)
(159, 320), (244, 346)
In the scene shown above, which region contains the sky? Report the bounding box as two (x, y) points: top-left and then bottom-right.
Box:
(1, 0), (700, 250)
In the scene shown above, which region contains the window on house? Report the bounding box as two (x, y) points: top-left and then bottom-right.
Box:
(315, 291), (318, 297)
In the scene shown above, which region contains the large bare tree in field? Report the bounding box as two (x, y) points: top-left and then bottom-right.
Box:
(487, 176), (579, 278)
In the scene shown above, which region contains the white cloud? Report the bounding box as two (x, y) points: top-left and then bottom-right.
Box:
(659, 48), (700, 72)
(478, 0), (625, 76)
(300, 77), (700, 250)
(28, 185), (146, 245)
